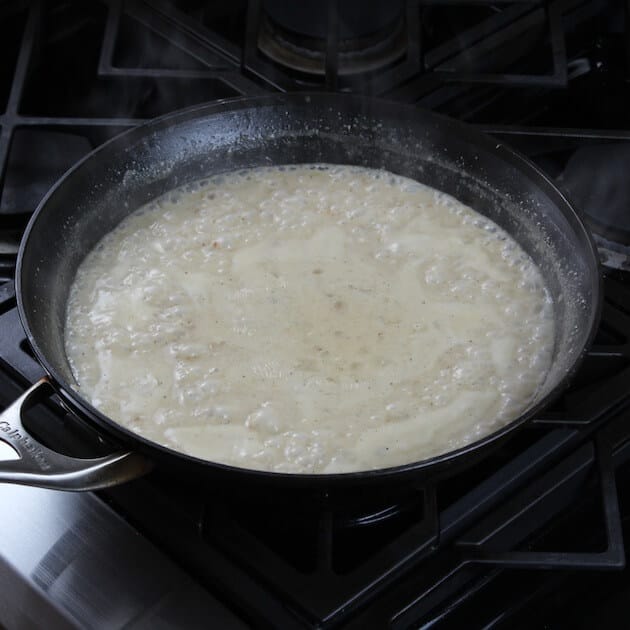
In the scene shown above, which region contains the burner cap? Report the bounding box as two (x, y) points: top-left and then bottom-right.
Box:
(263, 0), (403, 40)
(258, 0), (406, 76)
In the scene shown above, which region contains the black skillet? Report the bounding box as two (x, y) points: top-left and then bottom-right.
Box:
(0, 94), (601, 498)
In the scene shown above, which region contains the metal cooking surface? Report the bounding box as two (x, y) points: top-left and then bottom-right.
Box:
(2, 1), (630, 628)
(0, 484), (248, 630)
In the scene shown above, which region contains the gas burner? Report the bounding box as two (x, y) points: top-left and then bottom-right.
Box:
(335, 495), (422, 528)
(209, 484), (428, 535)
(244, 0), (420, 92)
(589, 233), (630, 271)
(257, 0), (406, 76)
(558, 142), (630, 269)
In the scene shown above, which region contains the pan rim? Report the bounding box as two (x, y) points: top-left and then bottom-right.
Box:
(15, 92), (603, 483)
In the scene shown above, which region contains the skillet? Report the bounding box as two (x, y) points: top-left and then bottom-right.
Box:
(0, 94), (601, 497)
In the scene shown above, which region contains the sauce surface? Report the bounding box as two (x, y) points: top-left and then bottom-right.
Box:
(65, 165), (555, 473)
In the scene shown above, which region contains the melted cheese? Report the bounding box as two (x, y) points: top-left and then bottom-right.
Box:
(65, 165), (555, 473)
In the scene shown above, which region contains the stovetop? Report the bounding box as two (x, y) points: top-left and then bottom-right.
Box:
(2, 1), (630, 629)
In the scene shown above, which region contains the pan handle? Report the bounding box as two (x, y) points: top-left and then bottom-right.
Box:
(0, 377), (153, 491)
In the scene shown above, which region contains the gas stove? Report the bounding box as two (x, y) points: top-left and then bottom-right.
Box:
(2, 1), (630, 628)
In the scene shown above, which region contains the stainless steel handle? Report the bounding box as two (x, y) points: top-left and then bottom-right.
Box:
(0, 377), (153, 490)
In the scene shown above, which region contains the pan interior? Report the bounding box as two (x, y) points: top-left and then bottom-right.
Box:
(18, 95), (599, 459)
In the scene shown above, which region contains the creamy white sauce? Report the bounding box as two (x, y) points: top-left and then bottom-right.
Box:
(65, 165), (555, 473)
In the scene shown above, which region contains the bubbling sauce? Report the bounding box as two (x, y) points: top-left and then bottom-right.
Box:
(65, 165), (555, 473)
